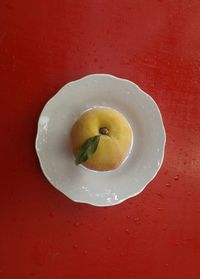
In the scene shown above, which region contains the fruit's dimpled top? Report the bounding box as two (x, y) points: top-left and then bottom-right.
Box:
(70, 107), (132, 171)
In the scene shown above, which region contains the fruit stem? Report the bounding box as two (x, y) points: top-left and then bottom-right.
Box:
(99, 127), (109, 135)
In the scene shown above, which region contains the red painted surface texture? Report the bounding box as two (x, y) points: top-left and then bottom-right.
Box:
(0, 1), (200, 278)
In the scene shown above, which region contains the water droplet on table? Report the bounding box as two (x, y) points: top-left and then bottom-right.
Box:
(125, 228), (130, 234)
(73, 244), (78, 249)
(74, 221), (80, 227)
(174, 175), (180, 181)
(157, 192), (164, 198)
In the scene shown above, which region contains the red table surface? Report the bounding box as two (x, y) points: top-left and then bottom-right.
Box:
(0, 0), (200, 278)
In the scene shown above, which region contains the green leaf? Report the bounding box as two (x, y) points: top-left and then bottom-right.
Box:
(75, 135), (100, 165)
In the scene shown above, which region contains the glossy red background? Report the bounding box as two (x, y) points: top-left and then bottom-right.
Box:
(0, 1), (200, 278)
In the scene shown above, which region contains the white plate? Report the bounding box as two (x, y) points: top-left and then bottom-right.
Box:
(36, 74), (166, 207)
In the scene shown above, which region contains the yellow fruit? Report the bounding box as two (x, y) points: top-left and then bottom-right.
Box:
(70, 107), (132, 171)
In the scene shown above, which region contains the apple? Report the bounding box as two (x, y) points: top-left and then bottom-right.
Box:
(70, 107), (132, 171)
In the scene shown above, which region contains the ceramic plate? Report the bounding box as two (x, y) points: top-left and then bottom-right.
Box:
(35, 74), (166, 206)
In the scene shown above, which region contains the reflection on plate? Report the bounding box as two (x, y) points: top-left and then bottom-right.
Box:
(35, 74), (166, 206)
